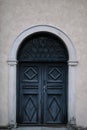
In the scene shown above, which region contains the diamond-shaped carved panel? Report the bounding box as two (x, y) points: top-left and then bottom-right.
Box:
(49, 68), (61, 80)
(24, 97), (36, 121)
(24, 67), (37, 80)
(48, 97), (60, 121)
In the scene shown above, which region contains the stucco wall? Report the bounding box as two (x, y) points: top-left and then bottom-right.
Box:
(0, 0), (87, 127)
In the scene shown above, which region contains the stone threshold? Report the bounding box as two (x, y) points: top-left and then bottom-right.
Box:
(12, 126), (68, 130)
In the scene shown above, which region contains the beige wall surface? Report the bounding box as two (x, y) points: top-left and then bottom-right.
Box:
(0, 0), (87, 127)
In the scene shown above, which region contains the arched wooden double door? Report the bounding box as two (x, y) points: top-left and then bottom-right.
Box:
(17, 32), (68, 125)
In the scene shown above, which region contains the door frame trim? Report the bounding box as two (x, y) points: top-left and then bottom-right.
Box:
(7, 25), (78, 127)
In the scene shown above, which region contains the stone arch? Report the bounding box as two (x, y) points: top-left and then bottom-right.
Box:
(8, 25), (77, 62)
(8, 25), (78, 127)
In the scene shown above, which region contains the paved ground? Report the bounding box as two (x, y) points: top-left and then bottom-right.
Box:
(0, 126), (87, 130)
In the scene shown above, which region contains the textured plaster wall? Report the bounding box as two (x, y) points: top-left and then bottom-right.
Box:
(0, 0), (87, 127)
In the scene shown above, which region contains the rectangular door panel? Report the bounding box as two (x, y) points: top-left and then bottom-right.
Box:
(22, 94), (38, 123)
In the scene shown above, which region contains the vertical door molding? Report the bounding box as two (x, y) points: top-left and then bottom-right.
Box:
(8, 25), (78, 127)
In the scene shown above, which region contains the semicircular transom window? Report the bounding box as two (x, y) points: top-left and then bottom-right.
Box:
(17, 32), (69, 62)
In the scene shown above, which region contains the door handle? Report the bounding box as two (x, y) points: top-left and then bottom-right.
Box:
(43, 80), (46, 93)
(43, 85), (46, 93)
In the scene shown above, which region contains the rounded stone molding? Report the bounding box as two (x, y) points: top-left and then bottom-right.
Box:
(8, 25), (77, 62)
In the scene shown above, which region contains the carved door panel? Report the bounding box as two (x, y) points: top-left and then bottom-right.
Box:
(43, 63), (67, 124)
(17, 63), (42, 124)
(17, 63), (67, 125)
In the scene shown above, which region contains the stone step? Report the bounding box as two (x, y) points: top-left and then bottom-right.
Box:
(12, 126), (68, 130)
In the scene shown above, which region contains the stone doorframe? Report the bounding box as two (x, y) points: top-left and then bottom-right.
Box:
(7, 25), (78, 127)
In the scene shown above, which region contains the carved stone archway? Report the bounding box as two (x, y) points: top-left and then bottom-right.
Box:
(8, 25), (78, 127)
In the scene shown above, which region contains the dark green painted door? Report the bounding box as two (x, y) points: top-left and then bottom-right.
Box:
(17, 62), (67, 125)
